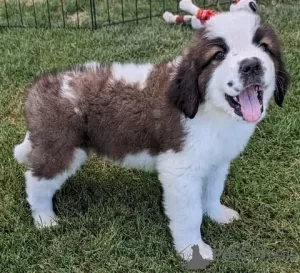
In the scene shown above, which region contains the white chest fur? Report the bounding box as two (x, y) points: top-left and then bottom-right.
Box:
(157, 110), (256, 177)
(184, 110), (255, 166)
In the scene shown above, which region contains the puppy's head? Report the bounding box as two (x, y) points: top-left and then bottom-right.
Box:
(168, 11), (290, 123)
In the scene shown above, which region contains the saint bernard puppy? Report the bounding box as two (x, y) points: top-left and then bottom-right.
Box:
(14, 11), (289, 260)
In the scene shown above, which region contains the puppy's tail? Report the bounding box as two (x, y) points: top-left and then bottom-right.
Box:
(13, 131), (32, 165)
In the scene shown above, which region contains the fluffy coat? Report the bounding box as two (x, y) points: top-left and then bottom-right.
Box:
(14, 12), (289, 261)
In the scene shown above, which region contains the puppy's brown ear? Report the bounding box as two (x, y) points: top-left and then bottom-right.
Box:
(274, 55), (290, 107)
(168, 54), (204, 119)
(253, 22), (290, 107)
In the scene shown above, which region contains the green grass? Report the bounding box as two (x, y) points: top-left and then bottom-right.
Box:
(0, 0), (232, 29)
(0, 0), (298, 29)
(0, 1), (300, 273)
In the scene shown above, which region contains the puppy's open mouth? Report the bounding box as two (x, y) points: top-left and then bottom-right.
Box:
(225, 85), (263, 122)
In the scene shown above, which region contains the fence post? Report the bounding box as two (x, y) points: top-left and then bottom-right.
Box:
(46, 0), (51, 28)
(89, 0), (97, 30)
(4, 0), (9, 27)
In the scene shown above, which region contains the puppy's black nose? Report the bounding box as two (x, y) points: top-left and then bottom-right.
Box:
(240, 58), (262, 76)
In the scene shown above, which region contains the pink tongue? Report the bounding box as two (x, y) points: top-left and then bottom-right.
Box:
(239, 86), (261, 122)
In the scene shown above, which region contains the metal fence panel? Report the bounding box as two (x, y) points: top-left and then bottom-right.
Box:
(0, 0), (232, 29)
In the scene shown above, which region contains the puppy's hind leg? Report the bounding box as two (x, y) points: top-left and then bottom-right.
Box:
(26, 148), (87, 228)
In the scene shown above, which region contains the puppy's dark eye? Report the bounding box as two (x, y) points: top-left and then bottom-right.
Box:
(259, 43), (269, 52)
(214, 51), (226, 60)
(249, 2), (257, 12)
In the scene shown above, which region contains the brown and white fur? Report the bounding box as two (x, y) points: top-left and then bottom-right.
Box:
(14, 12), (289, 261)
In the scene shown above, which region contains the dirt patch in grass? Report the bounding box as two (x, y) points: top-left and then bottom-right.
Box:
(67, 11), (88, 26)
(20, 0), (43, 6)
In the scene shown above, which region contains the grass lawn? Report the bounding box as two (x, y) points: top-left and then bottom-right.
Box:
(0, 0), (232, 29)
(0, 1), (300, 272)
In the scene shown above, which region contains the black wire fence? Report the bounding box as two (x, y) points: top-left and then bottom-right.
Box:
(0, 0), (232, 30)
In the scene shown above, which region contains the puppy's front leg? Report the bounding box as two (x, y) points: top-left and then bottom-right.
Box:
(159, 171), (213, 261)
(203, 163), (240, 224)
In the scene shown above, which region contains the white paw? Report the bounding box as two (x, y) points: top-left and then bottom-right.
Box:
(208, 205), (240, 224)
(177, 240), (213, 261)
(33, 212), (58, 228)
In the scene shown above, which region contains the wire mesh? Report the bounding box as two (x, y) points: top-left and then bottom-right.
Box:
(0, 0), (232, 29)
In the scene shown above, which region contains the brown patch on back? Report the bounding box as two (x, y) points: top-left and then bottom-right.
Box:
(82, 62), (184, 160)
(24, 62), (185, 178)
